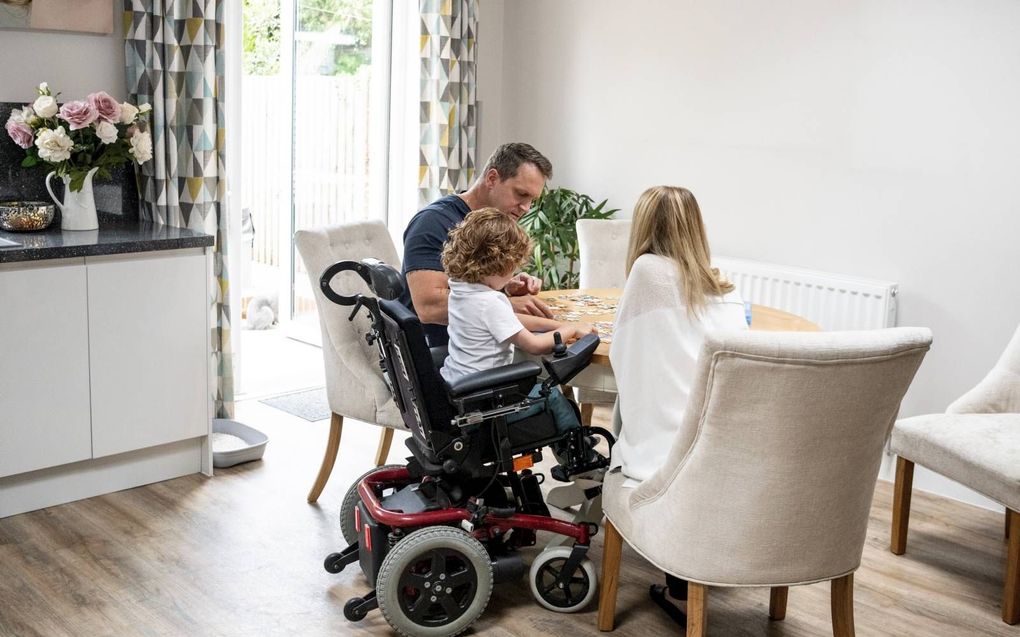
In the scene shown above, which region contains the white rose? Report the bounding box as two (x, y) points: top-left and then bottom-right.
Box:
(33, 95), (58, 119)
(119, 102), (139, 124)
(38, 81), (49, 92)
(138, 103), (152, 114)
(95, 120), (119, 145)
(35, 126), (74, 163)
(129, 130), (153, 163)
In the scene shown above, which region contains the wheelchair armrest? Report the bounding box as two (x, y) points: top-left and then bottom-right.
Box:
(542, 332), (601, 386)
(445, 361), (542, 399)
(429, 345), (448, 370)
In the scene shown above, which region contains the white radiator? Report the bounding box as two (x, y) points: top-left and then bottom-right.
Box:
(713, 256), (898, 331)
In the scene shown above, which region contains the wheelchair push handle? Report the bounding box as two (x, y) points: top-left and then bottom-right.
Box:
(319, 260), (364, 306)
(319, 258), (405, 308)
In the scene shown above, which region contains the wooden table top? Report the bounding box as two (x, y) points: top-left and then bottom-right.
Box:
(538, 288), (821, 366)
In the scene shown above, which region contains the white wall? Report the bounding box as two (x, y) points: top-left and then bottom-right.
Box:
(0, 3), (125, 102)
(496, 0), (1020, 509)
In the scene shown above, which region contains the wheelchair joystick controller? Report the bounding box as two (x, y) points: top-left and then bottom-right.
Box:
(552, 332), (567, 358)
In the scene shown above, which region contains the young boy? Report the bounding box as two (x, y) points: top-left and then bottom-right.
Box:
(438, 207), (595, 442)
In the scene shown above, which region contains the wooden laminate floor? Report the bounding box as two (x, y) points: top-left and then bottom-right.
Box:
(0, 400), (1015, 637)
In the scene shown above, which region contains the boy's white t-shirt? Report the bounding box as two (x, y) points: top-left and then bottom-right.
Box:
(440, 280), (525, 384)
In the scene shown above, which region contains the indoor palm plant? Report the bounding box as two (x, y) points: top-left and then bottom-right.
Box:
(520, 187), (618, 290)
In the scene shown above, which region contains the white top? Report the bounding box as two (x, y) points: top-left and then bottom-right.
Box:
(610, 253), (749, 486)
(440, 280), (525, 384)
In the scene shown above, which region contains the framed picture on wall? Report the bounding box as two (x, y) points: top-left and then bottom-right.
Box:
(0, 0), (114, 35)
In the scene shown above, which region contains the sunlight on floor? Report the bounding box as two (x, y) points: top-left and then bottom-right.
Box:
(237, 327), (326, 400)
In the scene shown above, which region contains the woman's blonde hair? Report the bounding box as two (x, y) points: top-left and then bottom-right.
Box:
(442, 208), (532, 283)
(626, 186), (733, 315)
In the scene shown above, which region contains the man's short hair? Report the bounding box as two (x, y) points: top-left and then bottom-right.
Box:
(482, 142), (553, 181)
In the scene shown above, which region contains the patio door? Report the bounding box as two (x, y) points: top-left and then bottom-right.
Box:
(240, 0), (392, 346)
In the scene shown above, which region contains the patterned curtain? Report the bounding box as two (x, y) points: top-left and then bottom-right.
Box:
(124, 0), (233, 418)
(419, 0), (478, 207)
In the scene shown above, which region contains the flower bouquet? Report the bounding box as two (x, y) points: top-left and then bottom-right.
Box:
(4, 82), (153, 230)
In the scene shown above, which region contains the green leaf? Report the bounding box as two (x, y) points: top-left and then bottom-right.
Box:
(68, 171), (87, 192)
(21, 155), (38, 168)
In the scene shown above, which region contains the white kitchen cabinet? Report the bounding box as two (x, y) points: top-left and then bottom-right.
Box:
(0, 248), (211, 517)
(87, 250), (209, 458)
(0, 258), (93, 478)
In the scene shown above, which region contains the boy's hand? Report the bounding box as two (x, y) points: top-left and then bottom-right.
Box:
(562, 322), (597, 343)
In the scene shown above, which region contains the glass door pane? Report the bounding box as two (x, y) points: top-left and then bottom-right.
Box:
(291, 0), (379, 341)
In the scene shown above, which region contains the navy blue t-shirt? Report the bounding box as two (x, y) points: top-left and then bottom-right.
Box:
(399, 194), (471, 346)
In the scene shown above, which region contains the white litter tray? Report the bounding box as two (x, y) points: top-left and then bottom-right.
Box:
(212, 419), (269, 468)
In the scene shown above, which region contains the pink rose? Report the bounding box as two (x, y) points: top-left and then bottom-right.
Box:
(58, 100), (98, 130)
(87, 91), (122, 123)
(5, 114), (34, 149)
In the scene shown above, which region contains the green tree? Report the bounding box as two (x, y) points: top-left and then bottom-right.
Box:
(243, 0), (281, 76)
(242, 0), (373, 77)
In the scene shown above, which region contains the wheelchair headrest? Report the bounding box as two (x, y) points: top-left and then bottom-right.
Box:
(319, 258), (404, 306)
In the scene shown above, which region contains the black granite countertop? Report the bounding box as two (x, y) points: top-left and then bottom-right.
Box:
(0, 213), (215, 263)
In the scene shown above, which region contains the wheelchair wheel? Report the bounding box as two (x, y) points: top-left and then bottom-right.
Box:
(340, 464), (405, 546)
(529, 546), (597, 613)
(377, 526), (493, 637)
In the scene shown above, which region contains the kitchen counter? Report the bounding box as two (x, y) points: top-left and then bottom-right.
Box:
(0, 214), (214, 263)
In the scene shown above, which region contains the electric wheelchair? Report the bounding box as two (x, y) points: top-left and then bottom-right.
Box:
(318, 258), (614, 637)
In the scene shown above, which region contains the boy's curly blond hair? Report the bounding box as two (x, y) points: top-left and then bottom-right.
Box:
(442, 208), (532, 284)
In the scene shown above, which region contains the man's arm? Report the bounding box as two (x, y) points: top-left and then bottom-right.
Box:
(406, 269), (451, 325)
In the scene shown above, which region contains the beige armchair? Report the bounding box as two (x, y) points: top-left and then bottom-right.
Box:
(575, 219), (630, 424)
(295, 221), (406, 503)
(890, 323), (1020, 624)
(598, 328), (932, 636)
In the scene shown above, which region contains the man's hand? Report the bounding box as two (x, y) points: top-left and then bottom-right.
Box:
(509, 293), (554, 318)
(504, 272), (542, 296)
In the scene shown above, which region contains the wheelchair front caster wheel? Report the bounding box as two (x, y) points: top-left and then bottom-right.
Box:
(343, 597), (369, 621)
(529, 546), (597, 613)
(324, 552), (346, 574)
(377, 526), (493, 637)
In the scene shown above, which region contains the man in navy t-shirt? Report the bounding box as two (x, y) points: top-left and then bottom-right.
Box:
(400, 142), (559, 346)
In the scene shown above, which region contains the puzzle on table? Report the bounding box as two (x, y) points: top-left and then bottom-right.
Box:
(544, 292), (620, 343)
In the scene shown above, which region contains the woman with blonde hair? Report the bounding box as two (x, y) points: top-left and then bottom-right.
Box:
(609, 185), (749, 618)
(610, 186), (748, 485)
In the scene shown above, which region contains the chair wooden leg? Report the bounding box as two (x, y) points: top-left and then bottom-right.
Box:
(831, 573), (855, 637)
(891, 457), (914, 555)
(374, 427), (394, 466)
(687, 582), (707, 637)
(1005, 508), (1020, 624)
(580, 402), (595, 426)
(307, 413), (343, 503)
(1007, 508), (1013, 541)
(769, 586), (789, 620)
(597, 519), (623, 631)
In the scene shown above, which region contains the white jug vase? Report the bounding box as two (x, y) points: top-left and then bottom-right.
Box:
(46, 167), (100, 231)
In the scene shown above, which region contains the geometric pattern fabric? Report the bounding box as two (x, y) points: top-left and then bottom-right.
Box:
(418, 0), (478, 208)
(124, 0), (233, 418)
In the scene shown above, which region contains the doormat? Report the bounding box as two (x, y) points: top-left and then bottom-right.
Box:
(260, 387), (330, 422)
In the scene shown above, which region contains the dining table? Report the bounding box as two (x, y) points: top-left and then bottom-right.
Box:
(535, 288), (821, 392)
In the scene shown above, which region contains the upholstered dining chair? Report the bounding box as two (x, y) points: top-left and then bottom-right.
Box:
(295, 221), (406, 503)
(597, 328), (932, 637)
(575, 219), (630, 425)
(890, 322), (1020, 624)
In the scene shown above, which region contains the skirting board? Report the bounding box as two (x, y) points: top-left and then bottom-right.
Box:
(0, 437), (206, 518)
